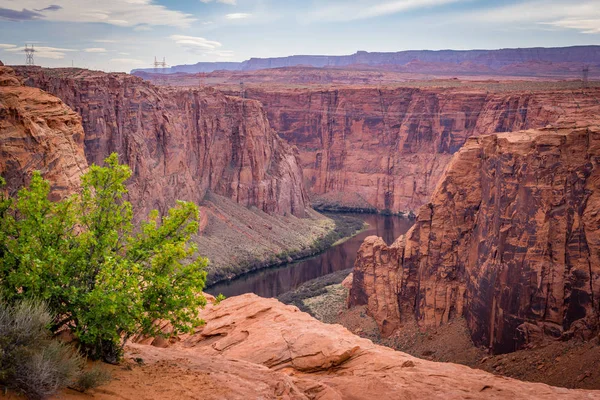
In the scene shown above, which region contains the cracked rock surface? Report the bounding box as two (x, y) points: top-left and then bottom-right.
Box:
(121, 294), (598, 399)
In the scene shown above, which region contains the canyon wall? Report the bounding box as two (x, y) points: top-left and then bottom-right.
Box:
(243, 86), (600, 214)
(349, 125), (600, 354)
(10, 66), (340, 282)
(14, 66), (309, 219)
(0, 63), (87, 199)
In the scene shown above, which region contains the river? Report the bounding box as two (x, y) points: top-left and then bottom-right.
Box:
(206, 214), (414, 299)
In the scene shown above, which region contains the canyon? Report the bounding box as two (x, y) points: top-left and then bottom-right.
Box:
(7, 65), (336, 283)
(241, 84), (600, 215)
(349, 124), (600, 355)
(136, 69), (600, 215)
(3, 56), (600, 396)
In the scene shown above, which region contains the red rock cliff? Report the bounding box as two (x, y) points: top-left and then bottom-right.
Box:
(241, 86), (600, 214)
(349, 125), (600, 354)
(0, 64), (87, 199)
(14, 67), (308, 219)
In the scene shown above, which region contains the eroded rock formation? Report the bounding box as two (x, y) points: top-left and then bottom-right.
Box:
(243, 86), (600, 214)
(14, 67), (308, 219)
(8, 66), (337, 281)
(350, 125), (600, 354)
(115, 294), (595, 399)
(0, 64), (87, 199)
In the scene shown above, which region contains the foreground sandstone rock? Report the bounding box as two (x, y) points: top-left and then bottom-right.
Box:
(59, 295), (598, 399)
(350, 125), (600, 354)
(0, 64), (87, 199)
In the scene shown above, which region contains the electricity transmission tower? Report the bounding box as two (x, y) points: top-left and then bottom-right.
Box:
(240, 81), (245, 98)
(153, 57), (168, 85)
(583, 66), (590, 88)
(154, 56), (167, 72)
(24, 44), (35, 66)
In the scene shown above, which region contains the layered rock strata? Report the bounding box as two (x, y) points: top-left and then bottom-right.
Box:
(0, 64), (87, 199)
(242, 86), (600, 214)
(14, 67), (308, 219)
(350, 125), (600, 354)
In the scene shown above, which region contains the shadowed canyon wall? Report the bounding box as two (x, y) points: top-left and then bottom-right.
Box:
(349, 125), (600, 354)
(14, 66), (309, 220)
(242, 86), (600, 214)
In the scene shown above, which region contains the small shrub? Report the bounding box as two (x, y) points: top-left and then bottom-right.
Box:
(214, 294), (226, 305)
(72, 366), (111, 393)
(13, 341), (84, 400)
(0, 300), (108, 400)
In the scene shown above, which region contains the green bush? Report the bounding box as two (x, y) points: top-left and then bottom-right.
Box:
(0, 154), (208, 362)
(0, 300), (107, 400)
(214, 294), (226, 305)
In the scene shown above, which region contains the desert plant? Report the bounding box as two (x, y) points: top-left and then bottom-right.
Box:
(72, 365), (111, 392)
(0, 300), (106, 400)
(214, 293), (226, 305)
(0, 154), (208, 362)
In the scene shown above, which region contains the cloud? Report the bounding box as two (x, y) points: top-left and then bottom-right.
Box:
(170, 35), (222, 51)
(0, 43), (17, 49)
(94, 39), (118, 43)
(0, 1), (196, 28)
(225, 12), (251, 20)
(200, 0), (237, 4)
(544, 18), (600, 34)
(35, 5), (62, 12)
(0, 7), (42, 21)
(308, 0), (465, 22)
(461, 1), (600, 35)
(5, 45), (76, 59)
(84, 47), (107, 53)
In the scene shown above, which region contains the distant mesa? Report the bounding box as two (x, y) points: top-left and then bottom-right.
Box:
(131, 45), (600, 76)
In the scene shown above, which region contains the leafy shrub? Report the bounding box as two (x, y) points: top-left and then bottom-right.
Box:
(0, 154), (208, 362)
(214, 294), (226, 305)
(0, 300), (107, 400)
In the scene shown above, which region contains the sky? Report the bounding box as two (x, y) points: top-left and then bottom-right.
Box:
(0, 0), (599, 72)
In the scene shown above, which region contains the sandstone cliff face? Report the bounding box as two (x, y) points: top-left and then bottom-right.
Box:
(350, 125), (600, 354)
(242, 86), (600, 214)
(0, 64), (87, 199)
(118, 294), (595, 399)
(15, 67), (308, 219)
